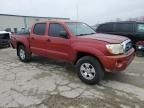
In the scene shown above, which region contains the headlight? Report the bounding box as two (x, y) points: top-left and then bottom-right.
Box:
(137, 45), (143, 49)
(106, 44), (124, 55)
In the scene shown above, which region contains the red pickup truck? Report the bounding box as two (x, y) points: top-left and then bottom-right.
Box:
(11, 20), (135, 84)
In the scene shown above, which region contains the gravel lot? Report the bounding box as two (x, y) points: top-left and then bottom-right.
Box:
(0, 48), (144, 108)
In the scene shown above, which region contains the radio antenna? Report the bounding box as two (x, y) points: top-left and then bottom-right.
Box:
(76, 5), (79, 35)
(76, 5), (79, 21)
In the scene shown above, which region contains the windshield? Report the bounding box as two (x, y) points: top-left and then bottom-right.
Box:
(137, 24), (144, 32)
(66, 22), (96, 36)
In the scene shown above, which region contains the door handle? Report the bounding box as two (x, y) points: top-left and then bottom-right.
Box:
(31, 37), (35, 40)
(46, 39), (51, 42)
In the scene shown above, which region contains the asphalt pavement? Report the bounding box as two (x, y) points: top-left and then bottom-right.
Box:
(0, 48), (144, 108)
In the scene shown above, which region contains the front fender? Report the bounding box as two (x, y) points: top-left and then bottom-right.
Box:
(71, 43), (106, 57)
(72, 44), (106, 62)
(76, 46), (105, 56)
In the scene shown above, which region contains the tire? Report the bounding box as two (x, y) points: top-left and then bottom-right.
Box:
(76, 56), (104, 85)
(17, 45), (31, 62)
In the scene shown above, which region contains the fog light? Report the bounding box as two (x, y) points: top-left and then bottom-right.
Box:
(116, 61), (124, 68)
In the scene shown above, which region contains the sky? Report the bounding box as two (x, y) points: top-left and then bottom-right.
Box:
(0, 0), (144, 25)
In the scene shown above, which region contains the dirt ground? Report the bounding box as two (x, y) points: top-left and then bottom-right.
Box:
(0, 48), (144, 108)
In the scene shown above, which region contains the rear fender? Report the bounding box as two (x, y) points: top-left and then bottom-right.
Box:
(16, 41), (31, 55)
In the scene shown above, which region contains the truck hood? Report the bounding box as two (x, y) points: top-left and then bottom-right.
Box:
(79, 33), (128, 43)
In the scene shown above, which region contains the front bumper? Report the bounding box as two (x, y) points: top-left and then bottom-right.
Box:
(100, 48), (135, 72)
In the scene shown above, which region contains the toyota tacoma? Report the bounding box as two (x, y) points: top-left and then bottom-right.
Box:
(11, 20), (135, 84)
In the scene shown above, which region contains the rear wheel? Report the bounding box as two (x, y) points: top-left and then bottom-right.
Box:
(18, 45), (31, 62)
(76, 56), (104, 85)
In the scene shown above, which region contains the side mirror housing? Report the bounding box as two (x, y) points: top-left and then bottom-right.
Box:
(59, 31), (68, 38)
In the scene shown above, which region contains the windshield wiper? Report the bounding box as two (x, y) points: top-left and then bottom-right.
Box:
(76, 34), (89, 36)
(89, 33), (96, 35)
(76, 33), (96, 36)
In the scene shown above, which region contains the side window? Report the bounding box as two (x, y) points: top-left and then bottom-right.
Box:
(137, 24), (144, 32)
(33, 23), (46, 35)
(97, 24), (104, 32)
(48, 23), (66, 37)
(115, 23), (133, 33)
(97, 24), (113, 32)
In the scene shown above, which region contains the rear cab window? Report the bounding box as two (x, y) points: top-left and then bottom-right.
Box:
(33, 23), (46, 35)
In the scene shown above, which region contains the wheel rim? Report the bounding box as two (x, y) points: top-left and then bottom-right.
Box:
(19, 49), (25, 60)
(80, 63), (96, 80)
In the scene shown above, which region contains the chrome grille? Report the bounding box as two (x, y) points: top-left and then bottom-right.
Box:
(121, 39), (132, 53)
(125, 41), (132, 52)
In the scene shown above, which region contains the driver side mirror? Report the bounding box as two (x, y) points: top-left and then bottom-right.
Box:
(59, 31), (68, 38)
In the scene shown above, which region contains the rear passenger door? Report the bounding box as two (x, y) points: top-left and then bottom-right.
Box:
(30, 23), (48, 56)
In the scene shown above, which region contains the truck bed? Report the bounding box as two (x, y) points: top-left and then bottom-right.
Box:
(10, 33), (30, 49)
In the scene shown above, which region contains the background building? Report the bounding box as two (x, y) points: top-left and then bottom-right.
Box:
(0, 14), (69, 32)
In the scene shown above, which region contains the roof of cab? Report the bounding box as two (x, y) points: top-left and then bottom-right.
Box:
(34, 20), (81, 24)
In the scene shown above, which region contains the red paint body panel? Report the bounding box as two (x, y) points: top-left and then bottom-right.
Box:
(99, 48), (135, 72)
(10, 34), (30, 52)
(10, 20), (135, 72)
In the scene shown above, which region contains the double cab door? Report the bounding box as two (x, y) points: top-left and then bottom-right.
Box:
(30, 22), (73, 61)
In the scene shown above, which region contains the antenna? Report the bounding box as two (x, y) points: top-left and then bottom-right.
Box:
(76, 5), (79, 21)
(76, 5), (79, 35)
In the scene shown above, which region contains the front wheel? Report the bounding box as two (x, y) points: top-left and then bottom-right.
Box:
(18, 45), (31, 62)
(76, 56), (104, 85)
